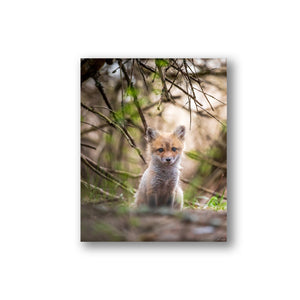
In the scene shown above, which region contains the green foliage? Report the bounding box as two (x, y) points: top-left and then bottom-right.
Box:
(205, 191), (227, 211)
(114, 101), (140, 123)
(152, 88), (161, 95)
(104, 133), (113, 143)
(207, 147), (223, 160)
(185, 150), (201, 161)
(184, 197), (197, 209)
(149, 71), (160, 81)
(221, 122), (227, 134)
(155, 59), (169, 68)
(123, 101), (137, 116)
(185, 150), (213, 176)
(183, 176), (204, 208)
(200, 161), (212, 176)
(186, 148), (222, 161)
(113, 109), (125, 123)
(125, 85), (139, 98)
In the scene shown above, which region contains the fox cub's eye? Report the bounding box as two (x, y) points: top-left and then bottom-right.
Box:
(158, 148), (164, 153)
(171, 147), (177, 152)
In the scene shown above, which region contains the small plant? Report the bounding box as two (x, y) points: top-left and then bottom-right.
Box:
(205, 190), (227, 211)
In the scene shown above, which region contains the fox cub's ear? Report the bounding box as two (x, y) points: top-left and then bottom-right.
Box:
(146, 127), (158, 142)
(174, 125), (186, 141)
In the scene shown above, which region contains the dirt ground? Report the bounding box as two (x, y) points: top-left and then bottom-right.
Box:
(81, 205), (227, 242)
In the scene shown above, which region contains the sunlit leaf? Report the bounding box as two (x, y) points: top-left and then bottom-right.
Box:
(155, 59), (169, 68)
(125, 85), (139, 98)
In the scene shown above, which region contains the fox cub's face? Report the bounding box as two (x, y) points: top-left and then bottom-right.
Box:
(146, 125), (185, 166)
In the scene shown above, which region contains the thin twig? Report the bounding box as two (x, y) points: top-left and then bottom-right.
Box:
(183, 59), (197, 101)
(118, 59), (148, 133)
(130, 59), (134, 83)
(117, 59), (130, 84)
(157, 63), (173, 104)
(184, 151), (227, 169)
(181, 178), (227, 200)
(101, 167), (142, 178)
(187, 59), (214, 111)
(142, 99), (162, 111)
(81, 143), (96, 150)
(192, 86), (226, 105)
(89, 105), (114, 112)
(81, 180), (123, 201)
(81, 102), (146, 163)
(170, 99), (226, 126)
(167, 66), (181, 93)
(81, 122), (110, 135)
(81, 154), (136, 194)
(136, 59), (149, 91)
(92, 75), (113, 110)
(139, 61), (227, 126)
(169, 59), (224, 104)
(120, 64), (125, 120)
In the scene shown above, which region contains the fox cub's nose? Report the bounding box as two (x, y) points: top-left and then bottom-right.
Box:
(166, 158), (171, 162)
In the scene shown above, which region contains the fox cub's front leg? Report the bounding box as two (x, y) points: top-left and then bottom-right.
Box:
(148, 193), (158, 208)
(173, 186), (183, 210)
(166, 192), (176, 207)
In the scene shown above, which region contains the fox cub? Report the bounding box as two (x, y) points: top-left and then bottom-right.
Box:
(135, 125), (186, 210)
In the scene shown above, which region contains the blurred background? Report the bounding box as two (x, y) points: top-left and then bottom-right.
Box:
(81, 58), (227, 210)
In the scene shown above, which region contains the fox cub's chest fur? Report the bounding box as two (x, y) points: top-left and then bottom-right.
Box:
(150, 167), (178, 193)
(135, 125), (185, 210)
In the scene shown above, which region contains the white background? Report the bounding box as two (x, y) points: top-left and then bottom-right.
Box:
(1, 1), (300, 299)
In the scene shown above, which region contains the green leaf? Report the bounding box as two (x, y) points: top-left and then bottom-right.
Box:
(125, 85), (138, 98)
(185, 150), (201, 161)
(208, 147), (222, 160)
(155, 59), (169, 68)
(200, 162), (212, 176)
(153, 88), (161, 95)
(113, 110), (125, 123)
(207, 196), (219, 207)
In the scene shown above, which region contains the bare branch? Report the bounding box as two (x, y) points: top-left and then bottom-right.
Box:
(81, 143), (96, 150)
(81, 102), (146, 163)
(81, 180), (123, 202)
(169, 59), (225, 104)
(118, 59), (148, 133)
(100, 167), (142, 178)
(81, 154), (136, 195)
(138, 61), (226, 127)
(181, 178), (227, 200)
(184, 151), (227, 169)
(92, 75), (114, 111)
(187, 59), (214, 111)
(136, 59), (149, 91)
(157, 63), (173, 104)
(117, 59), (130, 84)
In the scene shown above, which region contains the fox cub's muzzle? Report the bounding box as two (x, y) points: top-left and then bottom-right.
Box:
(161, 154), (177, 165)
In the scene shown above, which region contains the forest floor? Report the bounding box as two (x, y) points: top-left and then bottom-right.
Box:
(81, 205), (227, 242)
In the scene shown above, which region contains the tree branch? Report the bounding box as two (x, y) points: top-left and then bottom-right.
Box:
(138, 61), (226, 127)
(181, 178), (227, 200)
(81, 154), (136, 195)
(81, 180), (123, 202)
(118, 59), (148, 133)
(81, 102), (146, 164)
(81, 143), (96, 150)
